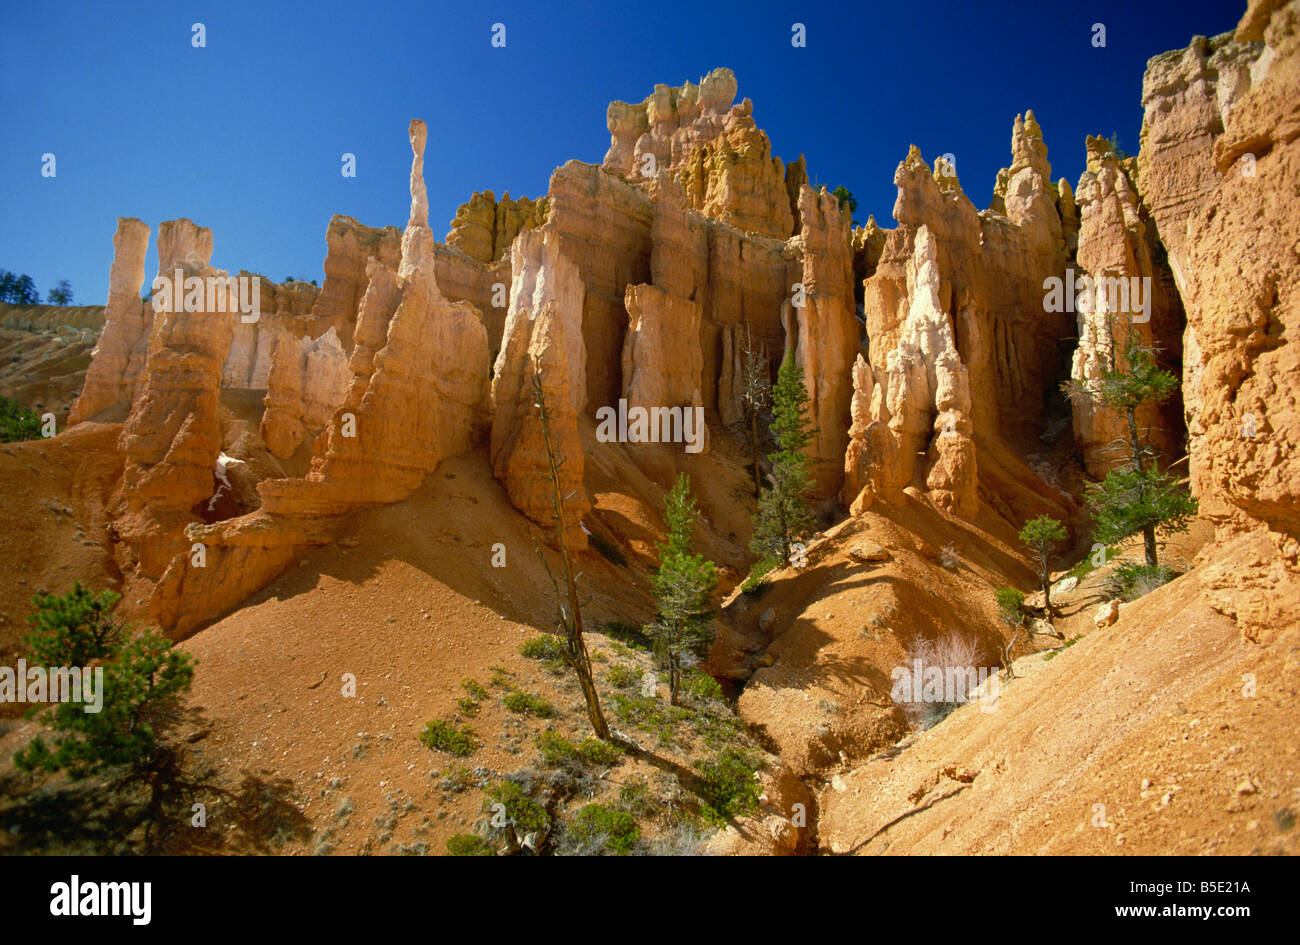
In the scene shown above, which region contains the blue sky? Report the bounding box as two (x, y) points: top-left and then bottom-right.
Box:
(1, 0), (1242, 305)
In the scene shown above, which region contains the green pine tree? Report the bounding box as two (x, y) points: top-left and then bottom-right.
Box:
(23, 584), (125, 667)
(14, 586), (194, 778)
(750, 355), (817, 566)
(650, 474), (717, 705)
(1019, 516), (1067, 617)
(1068, 314), (1196, 570)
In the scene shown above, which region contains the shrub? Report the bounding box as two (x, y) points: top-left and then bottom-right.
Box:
(520, 635), (567, 663)
(445, 833), (495, 856)
(14, 587), (194, 778)
(1107, 561), (1175, 601)
(618, 776), (655, 817)
(611, 692), (689, 746)
(590, 533), (628, 567)
(605, 664), (639, 689)
(994, 586), (1027, 625)
(0, 396), (42, 443)
(644, 822), (707, 856)
(938, 543), (960, 570)
(696, 748), (762, 823)
(741, 557), (777, 595)
(456, 697), (480, 717)
(485, 780), (549, 836)
(892, 631), (988, 729)
(419, 720), (477, 757)
(682, 671), (724, 703)
(566, 804), (640, 855)
(502, 691), (556, 718)
(461, 677), (489, 700)
(535, 730), (579, 767)
(577, 737), (622, 767)
(440, 764), (474, 792)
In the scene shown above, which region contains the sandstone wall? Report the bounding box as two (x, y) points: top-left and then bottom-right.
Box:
(1069, 138), (1184, 475)
(446, 190), (549, 263)
(1154, 0), (1300, 540)
(68, 217), (152, 424)
(490, 227), (590, 548)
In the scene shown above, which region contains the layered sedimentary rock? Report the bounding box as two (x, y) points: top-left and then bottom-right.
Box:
(259, 328), (350, 460)
(841, 354), (903, 511)
(850, 216), (887, 307)
(68, 217), (152, 423)
(446, 190), (549, 263)
(604, 68), (797, 239)
(433, 245), (513, 350)
(864, 131), (1068, 458)
(114, 219), (233, 578)
(703, 227), (795, 419)
(1138, 30), (1264, 287)
(1069, 137), (1183, 475)
(621, 284), (704, 415)
(260, 120), (491, 516)
(605, 67), (738, 177)
(1160, 0), (1300, 539)
(782, 186), (860, 497)
(1137, 22), (1269, 509)
(1058, 178), (1079, 255)
(546, 161), (654, 409)
(154, 121), (492, 634)
(490, 227), (590, 548)
(848, 226), (978, 516)
(222, 275), (321, 390)
(309, 215), (401, 346)
(620, 174), (707, 436)
(853, 116), (1071, 517)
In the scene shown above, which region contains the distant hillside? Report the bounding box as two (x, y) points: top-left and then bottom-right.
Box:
(0, 301), (105, 331)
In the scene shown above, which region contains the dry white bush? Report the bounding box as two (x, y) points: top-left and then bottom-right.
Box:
(894, 630), (991, 730)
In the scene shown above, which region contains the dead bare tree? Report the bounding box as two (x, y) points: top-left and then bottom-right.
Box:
(738, 325), (771, 497)
(530, 355), (610, 741)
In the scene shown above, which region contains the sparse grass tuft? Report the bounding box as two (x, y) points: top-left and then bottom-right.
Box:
(605, 664), (640, 690)
(446, 833), (495, 856)
(419, 720), (477, 757)
(502, 691), (556, 718)
(439, 764), (474, 792)
(1042, 634), (1083, 661)
(520, 634), (567, 663)
(577, 737), (622, 767)
(484, 780), (549, 837)
(696, 748), (762, 824)
(1107, 561), (1175, 601)
(682, 671), (724, 703)
(617, 776), (655, 817)
(564, 803), (640, 855)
